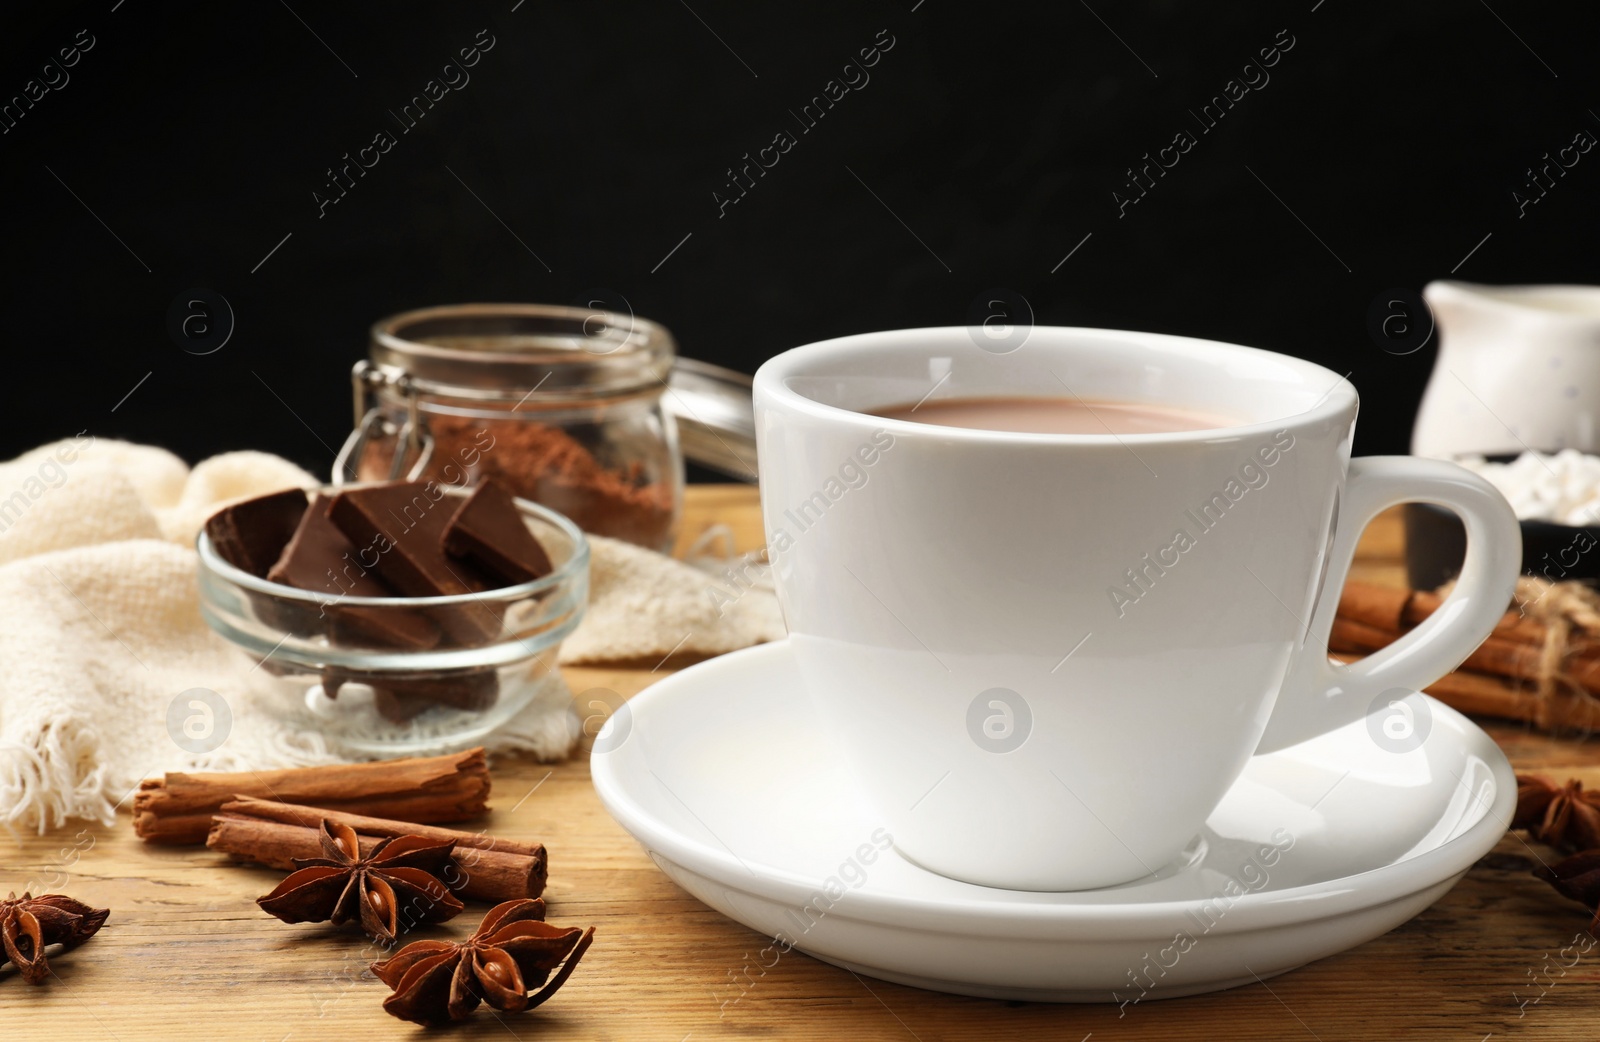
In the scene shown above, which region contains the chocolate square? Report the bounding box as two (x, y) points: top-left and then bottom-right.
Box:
(205, 487), (309, 577)
(267, 494), (441, 649)
(327, 483), (500, 644)
(442, 479), (553, 585)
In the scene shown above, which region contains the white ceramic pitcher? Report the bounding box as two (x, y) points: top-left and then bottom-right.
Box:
(1412, 281), (1600, 459)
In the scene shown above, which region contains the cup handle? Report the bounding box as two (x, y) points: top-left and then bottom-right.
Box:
(1254, 456), (1521, 754)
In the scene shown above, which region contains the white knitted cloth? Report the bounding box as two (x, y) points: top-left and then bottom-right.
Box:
(0, 438), (782, 833)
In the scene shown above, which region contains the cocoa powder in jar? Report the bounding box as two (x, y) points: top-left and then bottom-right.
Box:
(360, 413), (675, 550)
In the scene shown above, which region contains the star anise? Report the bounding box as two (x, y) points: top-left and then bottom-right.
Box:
(371, 897), (595, 1025)
(1536, 850), (1600, 936)
(1514, 774), (1600, 852)
(257, 820), (464, 943)
(0, 892), (109, 985)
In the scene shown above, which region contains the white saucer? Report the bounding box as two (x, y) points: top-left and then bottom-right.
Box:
(591, 641), (1513, 1002)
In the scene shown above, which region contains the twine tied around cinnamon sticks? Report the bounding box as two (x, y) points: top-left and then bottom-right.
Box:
(1514, 577), (1600, 712)
(1332, 577), (1600, 734)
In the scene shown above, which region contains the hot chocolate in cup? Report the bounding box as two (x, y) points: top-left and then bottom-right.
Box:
(753, 326), (1520, 892)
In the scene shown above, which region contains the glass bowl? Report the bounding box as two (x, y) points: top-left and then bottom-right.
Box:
(197, 487), (588, 756)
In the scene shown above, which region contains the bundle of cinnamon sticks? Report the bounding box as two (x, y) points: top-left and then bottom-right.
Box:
(133, 747), (548, 903)
(1332, 580), (1600, 733)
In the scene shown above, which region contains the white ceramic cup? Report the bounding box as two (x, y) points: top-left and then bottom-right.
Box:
(753, 326), (1521, 892)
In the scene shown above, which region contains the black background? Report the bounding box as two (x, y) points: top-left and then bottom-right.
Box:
(3, 0), (1596, 477)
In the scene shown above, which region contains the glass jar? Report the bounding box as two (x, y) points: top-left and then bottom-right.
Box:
(336, 304), (684, 552)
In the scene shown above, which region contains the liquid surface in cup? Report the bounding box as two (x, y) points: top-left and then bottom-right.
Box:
(871, 396), (1239, 435)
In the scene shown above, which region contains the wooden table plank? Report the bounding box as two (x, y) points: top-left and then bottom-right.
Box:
(3, 489), (1598, 1040)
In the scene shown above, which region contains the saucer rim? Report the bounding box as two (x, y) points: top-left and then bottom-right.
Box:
(592, 640), (1514, 940)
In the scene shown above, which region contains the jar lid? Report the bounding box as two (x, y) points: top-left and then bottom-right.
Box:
(370, 303), (675, 401)
(666, 358), (757, 480)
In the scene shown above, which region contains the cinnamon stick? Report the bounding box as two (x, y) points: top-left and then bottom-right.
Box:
(1339, 582), (1550, 648)
(1330, 618), (1600, 692)
(1330, 652), (1600, 732)
(134, 748), (491, 844)
(206, 797), (546, 903)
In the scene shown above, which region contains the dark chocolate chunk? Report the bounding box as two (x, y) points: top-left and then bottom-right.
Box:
(327, 484), (489, 597)
(442, 479), (553, 585)
(324, 667), (500, 724)
(205, 488), (309, 577)
(268, 494), (383, 596)
(372, 688), (433, 724)
(327, 483), (500, 644)
(268, 494), (441, 650)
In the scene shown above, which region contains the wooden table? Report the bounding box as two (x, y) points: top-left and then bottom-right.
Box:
(4, 488), (1597, 1040)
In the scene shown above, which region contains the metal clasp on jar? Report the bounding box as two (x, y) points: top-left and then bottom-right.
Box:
(334, 361), (437, 484)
